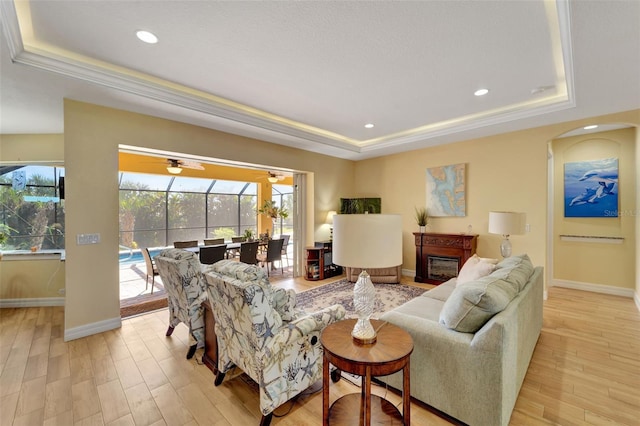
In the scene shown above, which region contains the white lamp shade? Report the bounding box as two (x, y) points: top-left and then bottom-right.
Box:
(488, 211), (526, 236)
(332, 214), (402, 268)
(325, 210), (337, 224)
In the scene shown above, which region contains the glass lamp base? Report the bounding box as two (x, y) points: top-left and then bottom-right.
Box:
(500, 236), (512, 258)
(351, 318), (377, 344)
(352, 270), (377, 345)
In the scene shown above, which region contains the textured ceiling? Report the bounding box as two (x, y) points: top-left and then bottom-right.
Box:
(1, 1), (638, 160)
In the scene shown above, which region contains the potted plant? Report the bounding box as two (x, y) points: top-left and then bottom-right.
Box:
(414, 207), (428, 233)
(243, 228), (254, 241)
(258, 200), (289, 221)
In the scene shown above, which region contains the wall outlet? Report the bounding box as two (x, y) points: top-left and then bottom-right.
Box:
(525, 224), (531, 233)
(76, 233), (100, 245)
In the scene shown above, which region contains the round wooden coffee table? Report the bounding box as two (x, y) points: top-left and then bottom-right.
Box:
(321, 319), (413, 426)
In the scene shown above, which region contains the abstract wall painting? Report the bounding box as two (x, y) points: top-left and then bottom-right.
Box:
(564, 157), (618, 218)
(426, 163), (466, 217)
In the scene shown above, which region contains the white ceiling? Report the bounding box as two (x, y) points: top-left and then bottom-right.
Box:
(1, 0), (638, 161)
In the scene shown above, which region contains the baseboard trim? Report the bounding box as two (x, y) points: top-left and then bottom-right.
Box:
(551, 279), (635, 298)
(0, 297), (65, 308)
(64, 316), (122, 342)
(402, 268), (415, 280)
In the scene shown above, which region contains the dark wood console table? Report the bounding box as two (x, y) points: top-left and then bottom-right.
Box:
(414, 232), (478, 284)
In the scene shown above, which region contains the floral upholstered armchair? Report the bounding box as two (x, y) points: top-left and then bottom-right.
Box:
(204, 261), (346, 426)
(154, 248), (207, 359)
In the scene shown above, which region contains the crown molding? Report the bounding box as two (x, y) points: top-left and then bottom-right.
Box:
(2, 0), (575, 158)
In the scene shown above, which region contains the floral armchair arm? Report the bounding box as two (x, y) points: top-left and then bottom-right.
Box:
(265, 304), (346, 354)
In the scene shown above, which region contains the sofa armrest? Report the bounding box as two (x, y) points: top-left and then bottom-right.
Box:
(267, 304), (346, 353)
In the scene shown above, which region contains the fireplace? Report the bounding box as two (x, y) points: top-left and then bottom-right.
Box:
(427, 255), (459, 282)
(413, 232), (478, 285)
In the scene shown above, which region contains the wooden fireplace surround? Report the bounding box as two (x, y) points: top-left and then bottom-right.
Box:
(413, 232), (478, 285)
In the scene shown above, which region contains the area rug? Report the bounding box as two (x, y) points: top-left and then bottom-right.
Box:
(296, 279), (427, 319)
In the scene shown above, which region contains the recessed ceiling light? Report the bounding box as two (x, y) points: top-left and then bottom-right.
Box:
(583, 125), (598, 130)
(136, 30), (158, 44)
(364, 123), (374, 129)
(474, 88), (489, 97)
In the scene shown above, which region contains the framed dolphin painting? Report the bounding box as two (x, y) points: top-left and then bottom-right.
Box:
(564, 157), (618, 218)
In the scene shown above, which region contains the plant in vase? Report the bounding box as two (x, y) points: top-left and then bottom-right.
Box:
(243, 229), (254, 241)
(258, 200), (289, 235)
(414, 207), (429, 233)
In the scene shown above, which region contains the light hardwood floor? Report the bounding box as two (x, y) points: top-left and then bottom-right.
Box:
(1, 276), (638, 425)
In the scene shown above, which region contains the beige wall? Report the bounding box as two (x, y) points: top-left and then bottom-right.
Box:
(0, 256), (65, 300)
(637, 128), (640, 307)
(63, 100), (355, 335)
(552, 128), (636, 290)
(0, 134), (64, 163)
(354, 110), (640, 294)
(2, 103), (638, 335)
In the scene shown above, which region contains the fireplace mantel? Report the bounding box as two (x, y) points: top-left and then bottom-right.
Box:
(413, 232), (478, 285)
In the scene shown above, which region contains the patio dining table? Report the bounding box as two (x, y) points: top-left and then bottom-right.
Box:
(184, 241), (268, 258)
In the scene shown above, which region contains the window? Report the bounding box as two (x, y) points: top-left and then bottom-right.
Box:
(0, 165), (65, 250)
(272, 184), (293, 236)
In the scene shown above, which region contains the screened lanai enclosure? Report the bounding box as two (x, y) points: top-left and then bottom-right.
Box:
(118, 171), (293, 253)
(0, 166), (293, 256)
(0, 165), (66, 251)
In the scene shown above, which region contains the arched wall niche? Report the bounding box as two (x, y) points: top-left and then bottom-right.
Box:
(547, 123), (637, 297)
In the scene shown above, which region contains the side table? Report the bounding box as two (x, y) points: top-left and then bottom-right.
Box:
(321, 319), (413, 425)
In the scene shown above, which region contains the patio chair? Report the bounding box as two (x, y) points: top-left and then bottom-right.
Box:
(154, 248), (207, 359)
(199, 244), (227, 265)
(204, 238), (224, 246)
(239, 241), (259, 265)
(141, 247), (159, 294)
(173, 240), (199, 248)
(257, 238), (284, 276)
(229, 236), (246, 258)
(279, 234), (290, 268)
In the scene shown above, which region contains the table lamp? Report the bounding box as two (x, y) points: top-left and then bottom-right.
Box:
(326, 210), (337, 240)
(332, 214), (402, 344)
(488, 211), (526, 258)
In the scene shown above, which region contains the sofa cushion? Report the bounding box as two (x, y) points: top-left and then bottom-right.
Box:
(457, 255), (498, 285)
(384, 294), (445, 323)
(423, 278), (456, 302)
(439, 274), (519, 333)
(491, 254), (534, 292)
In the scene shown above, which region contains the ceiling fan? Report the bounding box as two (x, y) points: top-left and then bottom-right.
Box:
(265, 172), (285, 183)
(165, 158), (204, 174)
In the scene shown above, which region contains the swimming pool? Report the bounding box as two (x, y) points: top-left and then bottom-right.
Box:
(119, 247), (164, 265)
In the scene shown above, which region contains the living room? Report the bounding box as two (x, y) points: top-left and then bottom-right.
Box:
(1, 1), (639, 424)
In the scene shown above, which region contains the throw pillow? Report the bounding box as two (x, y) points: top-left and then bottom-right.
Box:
(456, 255), (498, 285)
(491, 254), (534, 292)
(439, 274), (519, 333)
